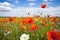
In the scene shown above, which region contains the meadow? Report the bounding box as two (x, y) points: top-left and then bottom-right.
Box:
(0, 16), (60, 40)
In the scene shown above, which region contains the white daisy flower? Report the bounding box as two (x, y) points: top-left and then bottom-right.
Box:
(20, 34), (29, 40)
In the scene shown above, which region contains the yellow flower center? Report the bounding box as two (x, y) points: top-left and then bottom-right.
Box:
(24, 37), (26, 40)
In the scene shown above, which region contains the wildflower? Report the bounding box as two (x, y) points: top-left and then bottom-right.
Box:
(51, 22), (55, 26)
(21, 25), (27, 30)
(47, 31), (60, 40)
(52, 17), (56, 22)
(22, 17), (34, 24)
(8, 18), (13, 22)
(2, 20), (7, 23)
(41, 4), (46, 8)
(20, 34), (29, 40)
(30, 24), (39, 32)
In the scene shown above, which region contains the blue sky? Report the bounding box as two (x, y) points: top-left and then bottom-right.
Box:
(0, 0), (60, 7)
(0, 0), (60, 17)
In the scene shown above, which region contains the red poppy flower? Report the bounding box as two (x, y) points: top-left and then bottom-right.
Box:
(8, 18), (13, 22)
(52, 17), (56, 22)
(47, 31), (60, 40)
(22, 17), (34, 24)
(30, 24), (39, 32)
(2, 20), (7, 23)
(41, 4), (46, 8)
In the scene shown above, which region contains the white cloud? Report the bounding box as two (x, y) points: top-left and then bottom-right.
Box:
(0, 6), (60, 17)
(0, 2), (10, 6)
(28, 2), (35, 7)
(29, 2), (35, 5)
(0, 2), (60, 17)
(40, 6), (60, 17)
(11, 6), (60, 17)
(0, 2), (15, 17)
(0, 2), (13, 11)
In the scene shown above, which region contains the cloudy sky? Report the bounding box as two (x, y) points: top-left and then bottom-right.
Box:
(0, 0), (60, 17)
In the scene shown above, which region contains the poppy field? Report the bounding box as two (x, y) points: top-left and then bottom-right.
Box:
(0, 16), (60, 40)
